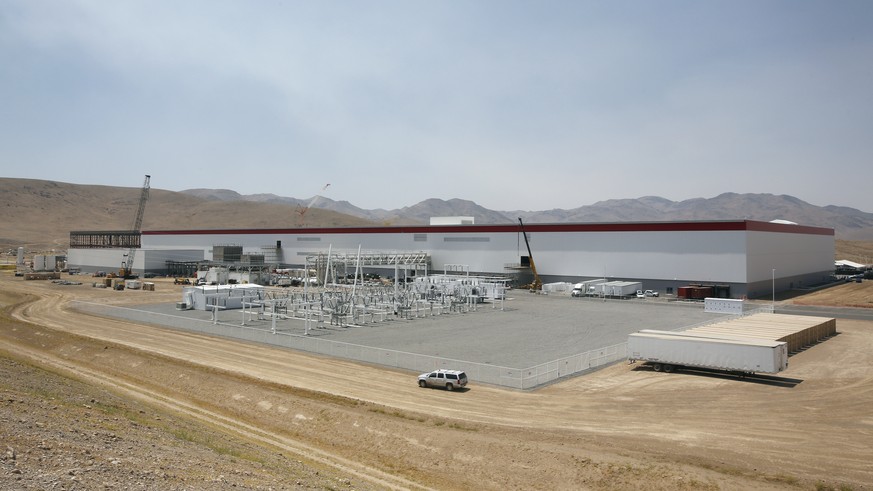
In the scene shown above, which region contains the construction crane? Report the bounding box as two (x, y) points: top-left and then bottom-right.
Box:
(518, 217), (542, 292)
(120, 175), (150, 278)
(295, 183), (330, 227)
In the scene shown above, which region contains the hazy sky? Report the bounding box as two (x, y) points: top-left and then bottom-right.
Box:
(2, 1), (872, 212)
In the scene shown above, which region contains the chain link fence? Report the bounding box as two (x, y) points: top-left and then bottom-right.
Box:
(71, 301), (626, 389)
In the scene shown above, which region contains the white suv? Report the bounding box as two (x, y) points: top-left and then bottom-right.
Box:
(418, 369), (468, 391)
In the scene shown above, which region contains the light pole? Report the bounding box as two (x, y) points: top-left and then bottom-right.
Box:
(772, 268), (776, 308)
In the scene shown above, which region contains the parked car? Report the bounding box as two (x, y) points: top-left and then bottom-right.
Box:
(644, 290), (659, 297)
(418, 369), (468, 391)
(636, 290), (646, 298)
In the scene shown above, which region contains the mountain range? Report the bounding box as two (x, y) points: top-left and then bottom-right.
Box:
(183, 187), (873, 241)
(1, 179), (872, 257)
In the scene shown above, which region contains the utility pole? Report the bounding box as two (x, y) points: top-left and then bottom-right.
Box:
(772, 268), (776, 309)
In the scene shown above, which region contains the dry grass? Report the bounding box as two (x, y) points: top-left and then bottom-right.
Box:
(0, 179), (375, 252)
(836, 239), (873, 263)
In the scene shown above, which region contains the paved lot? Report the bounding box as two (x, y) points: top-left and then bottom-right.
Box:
(133, 292), (727, 369)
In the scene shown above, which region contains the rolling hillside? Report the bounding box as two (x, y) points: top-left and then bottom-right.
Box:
(2, 178), (872, 263)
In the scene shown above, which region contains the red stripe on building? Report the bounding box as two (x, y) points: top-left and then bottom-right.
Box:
(143, 220), (833, 236)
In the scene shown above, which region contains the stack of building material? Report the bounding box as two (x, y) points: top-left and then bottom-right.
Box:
(681, 312), (836, 353)
(24, 272), (61, 280)
(543, 282), (573, 293)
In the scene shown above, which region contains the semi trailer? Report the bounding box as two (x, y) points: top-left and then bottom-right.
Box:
(592, 281), (642, 298)
(627, 330), (789, 374)
(571, 278), (607, 297)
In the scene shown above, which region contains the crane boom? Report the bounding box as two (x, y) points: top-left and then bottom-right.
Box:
(518, 218), (542, 291)
(121, 175), (150, 278)
(296, 183), (330, 226)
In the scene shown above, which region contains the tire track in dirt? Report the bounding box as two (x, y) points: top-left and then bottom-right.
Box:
(6, 275), (873, 489)
(2, 314), (435, 491)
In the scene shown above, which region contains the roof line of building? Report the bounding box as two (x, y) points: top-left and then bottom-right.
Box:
(141, 220), (833, 237)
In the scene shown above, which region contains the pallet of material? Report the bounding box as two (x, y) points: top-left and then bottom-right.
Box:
(682, 313), (836, 353)
(24, 272), (61, 280)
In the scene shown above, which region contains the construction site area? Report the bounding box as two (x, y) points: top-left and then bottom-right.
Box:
(2, 176), (872, 489)
(70, 277), (837, 389)
(2, 271), (872, 490)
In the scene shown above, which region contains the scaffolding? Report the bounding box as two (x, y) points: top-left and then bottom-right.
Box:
(206, 248), (509, 333)
(305, 249), (431, 285)
(69, 230), (140, 249)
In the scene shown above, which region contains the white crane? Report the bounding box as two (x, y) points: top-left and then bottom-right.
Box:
(120, 175), (150, 278)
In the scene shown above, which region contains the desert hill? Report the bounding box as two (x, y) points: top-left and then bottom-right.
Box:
(2, 178), (872, 262)
(0, 179), (374, 252)
(185, 187), (873, 242)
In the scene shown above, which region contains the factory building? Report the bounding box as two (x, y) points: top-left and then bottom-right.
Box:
(66, 219), (834, 299)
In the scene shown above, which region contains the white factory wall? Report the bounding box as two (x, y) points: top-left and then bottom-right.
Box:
(143, 229), (750, 281)
(746, 231), (834, 282)
(67, 249), (205, 274)
(744, 230), (834, 297)
(136, 221), (834, 298)
(522, 230), (748, 282)
(67, 249), (129, 273)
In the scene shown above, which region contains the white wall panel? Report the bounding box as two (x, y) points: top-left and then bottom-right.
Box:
(746, 232), (834, 282)
(135, 221), (834, 298)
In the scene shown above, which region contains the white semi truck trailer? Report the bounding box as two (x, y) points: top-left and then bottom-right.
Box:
(571, 278), (607, 297)
(627, 330), (789, 374)
(593, 281), (643, 298)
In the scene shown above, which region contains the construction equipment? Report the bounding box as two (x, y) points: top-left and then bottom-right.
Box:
(517, 218), (542, 292)
(295, 183), (330, 226)
(119, 175), (150, 278)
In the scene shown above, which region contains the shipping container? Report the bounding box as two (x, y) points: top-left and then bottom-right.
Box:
(678, 285), (714, 300)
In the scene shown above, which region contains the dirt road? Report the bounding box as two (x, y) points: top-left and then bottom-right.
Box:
(2, 274), (872, 490)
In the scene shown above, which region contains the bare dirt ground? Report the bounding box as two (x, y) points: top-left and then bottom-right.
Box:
(2, 274), (872, 490)
(788, 279), (873, 309)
